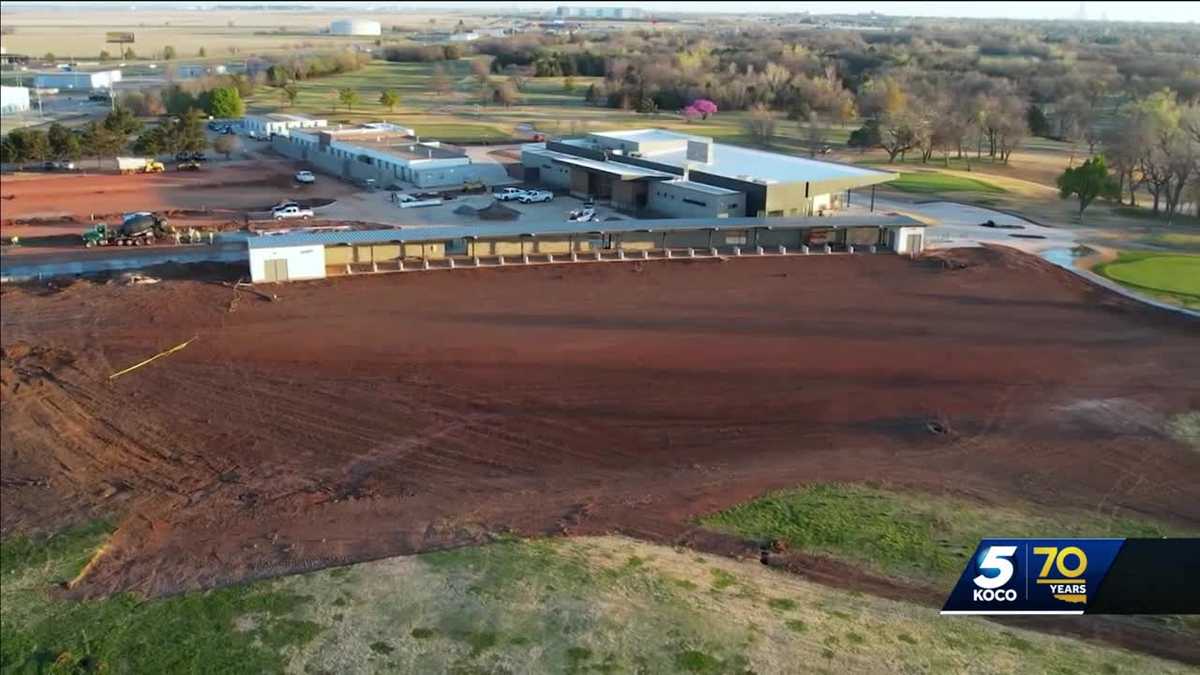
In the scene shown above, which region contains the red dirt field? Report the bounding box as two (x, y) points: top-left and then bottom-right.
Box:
(0, 159), (355, 238)
(3, 248), (1199, 656)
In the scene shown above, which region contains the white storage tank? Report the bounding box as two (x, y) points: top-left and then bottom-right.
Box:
(329, 19), (382, 36)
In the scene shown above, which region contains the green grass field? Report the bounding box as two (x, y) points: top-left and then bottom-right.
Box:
(882, 171), (1007, 195)
(1094, 252), (1200, 309)
(700, 483), (1190, 588)
(4, 523), (1193, 674)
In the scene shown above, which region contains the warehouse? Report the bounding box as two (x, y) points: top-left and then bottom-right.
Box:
(32, 69), (121, 91)
(330, 19), (382, 36)
(246, 214), (925, 283)
(521, 129), (896, 217)
(242, 113), (327, 138)
(272, 122), (488, 188)
(0, 85), (30, 113)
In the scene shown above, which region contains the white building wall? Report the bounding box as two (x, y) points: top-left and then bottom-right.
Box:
(891, 226), (925, 254)
(249, 244), (327, 283)
(0, 86), (30, 113)
(330, 19), (382, 36)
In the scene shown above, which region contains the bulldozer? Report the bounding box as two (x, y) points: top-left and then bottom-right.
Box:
(83, 213), (171, 247)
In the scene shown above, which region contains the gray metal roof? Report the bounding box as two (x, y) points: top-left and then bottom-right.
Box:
(246, 214), (923, 250)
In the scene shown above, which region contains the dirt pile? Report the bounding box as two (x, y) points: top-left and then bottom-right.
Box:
(2, 247), (1197, 613)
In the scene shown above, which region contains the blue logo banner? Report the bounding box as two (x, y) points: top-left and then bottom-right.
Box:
(941, 538), (1125, 615)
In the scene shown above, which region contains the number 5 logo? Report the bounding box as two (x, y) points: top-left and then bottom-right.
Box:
(974, 546), (1018, 589)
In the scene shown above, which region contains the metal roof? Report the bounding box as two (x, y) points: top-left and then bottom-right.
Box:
(246, 214), (923, 250)
(644, 143), (895, 185)
(526, 146), (676, 180)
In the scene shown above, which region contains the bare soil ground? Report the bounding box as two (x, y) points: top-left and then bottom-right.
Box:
(2, 249), (1198, 648)
(0, 160), (356, 240)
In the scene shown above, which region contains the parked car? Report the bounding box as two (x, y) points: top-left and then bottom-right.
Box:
(518, 190), (554, 204)
(191, 151), (208, 162)
(294, 171), (315, 184)
(177, 160), (201, 171)
(272, 200), (301, 212)
(41, 160), (76, 171)
(493, 187), (528, 201)
(272, 205), (314, 220)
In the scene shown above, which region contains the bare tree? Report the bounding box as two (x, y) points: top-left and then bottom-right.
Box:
(802, 112), (829, 158)
(742, 104), (778, 146)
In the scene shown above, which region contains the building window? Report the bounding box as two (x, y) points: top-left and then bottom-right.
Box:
(682, 198), (707, 207)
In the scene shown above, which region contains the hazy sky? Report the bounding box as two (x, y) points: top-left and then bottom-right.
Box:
(3, 1), (1199, 23)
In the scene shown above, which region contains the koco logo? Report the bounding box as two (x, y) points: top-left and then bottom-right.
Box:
(972, 545), (1018, 601)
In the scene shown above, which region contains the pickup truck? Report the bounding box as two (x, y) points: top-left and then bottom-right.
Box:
(493, 187), (528, 202)
(518, 190), (554, 204)
(272, 205), (314, 220)
(392, 192), (443, 208)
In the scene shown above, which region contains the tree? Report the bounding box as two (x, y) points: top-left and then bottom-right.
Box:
(492, 81), (520, 108)
(0, 135), (17, 165)
(878, 110), (923, 163)
(163, 45), (177, 60)
(681, 105), (701, 123)
(1027, 104), (1051, 137)
(123, 47), (136, 60)
(7, 128), (50, 165)
(281, 84), (299, 107)
(206, 86), (245, 118)
(743, 104), (777, 146)
(802, 112), (829, 158)
(103, 107), (143, 137)
(99, 50), (112, 62)
(81, 121), (126, 165)
(847, 119), (881, 152)
(563, 75), (576, 93)
(47, 123), (81, 161)
(338, 88), (361, 112)
(198, 46), (207, 58)
(430, 65), (452, 97)
(1057, 156), (1119, 222)
(213, 133), (241, 159)
(691, 99), (718, 120)
(379, 89), (399, 112)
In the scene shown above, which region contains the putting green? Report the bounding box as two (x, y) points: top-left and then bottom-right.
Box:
(1101, 254), (1200, 297)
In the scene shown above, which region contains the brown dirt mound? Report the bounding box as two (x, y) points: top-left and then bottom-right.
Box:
(2, 246), (1198, 659)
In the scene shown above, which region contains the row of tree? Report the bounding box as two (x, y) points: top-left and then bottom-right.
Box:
(1101, 89), (1200, 220)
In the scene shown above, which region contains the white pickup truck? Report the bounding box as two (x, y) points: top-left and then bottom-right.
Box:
(272, 205), (314, 220)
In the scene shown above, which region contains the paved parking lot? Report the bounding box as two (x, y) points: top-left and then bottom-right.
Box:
(318, 189), (628, 228)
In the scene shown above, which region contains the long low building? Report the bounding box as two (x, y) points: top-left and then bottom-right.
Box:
(0, 85), (30, 113)
(522, 129), (896, 218)
(271, 122), (487, 188)
(242, 113), (327, 137)
(32, 69), (121, 91)
(246, 214), (926, 283)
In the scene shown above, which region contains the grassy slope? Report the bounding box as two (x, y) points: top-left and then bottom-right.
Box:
(885, 172), (1007, 195)
(4, 525), (1194, 674)
(1093, 252), (1200, 309)
(700, 483), (1193, 589)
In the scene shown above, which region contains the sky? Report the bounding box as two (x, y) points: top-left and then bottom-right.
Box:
(3, 1), (1199, 23)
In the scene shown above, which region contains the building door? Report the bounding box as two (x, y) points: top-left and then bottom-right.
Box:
(263, 258), (289, 282)
(905, 233), (923, 256)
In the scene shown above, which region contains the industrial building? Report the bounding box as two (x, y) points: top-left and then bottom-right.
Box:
(246, 214), (926, 283)
(521, 129), (897, 218)
(32, 69), (121, 91)
(0, 85), (30, 114)
(271, 122), (490, 188)
(175, 63), (227, 79)
(242, 113), (327, 137)
(329, 19), (382, 36)
(556, 6), (645, 19)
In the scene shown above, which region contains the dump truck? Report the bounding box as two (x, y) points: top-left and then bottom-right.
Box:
(82, 213), (170, 247)
(117, 157), (166, 174)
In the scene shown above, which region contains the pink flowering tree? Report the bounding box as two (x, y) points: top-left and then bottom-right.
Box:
(681, 105), (702, 123)
(692, 99), (718, 120)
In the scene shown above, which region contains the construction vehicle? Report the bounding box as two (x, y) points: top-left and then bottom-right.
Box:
(460, 179), (487, 194)
(82, 213), (170, 247)
(117, 157), (166, 174)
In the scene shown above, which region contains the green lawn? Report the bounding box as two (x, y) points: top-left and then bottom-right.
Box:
(1113, 206), (1200, 228)
(4, 522), (1193, 674)
(699, 483), (1189, 588)
(1094, 252), (1200, 309)
(883, 171), (1006, 195)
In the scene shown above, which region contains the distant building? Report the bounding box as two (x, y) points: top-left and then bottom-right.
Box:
(330, 19), (382, 36)
(556, 6), (645, 20)
(241, 113), (327, 138)
(0, 85), (31, 113)
(448, 31), (480, 42)
(32, 69), (121, 91)
(174, 63), (227, 79)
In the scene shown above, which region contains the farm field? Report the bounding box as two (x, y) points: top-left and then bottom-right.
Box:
(4, 526), (1195, 674)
